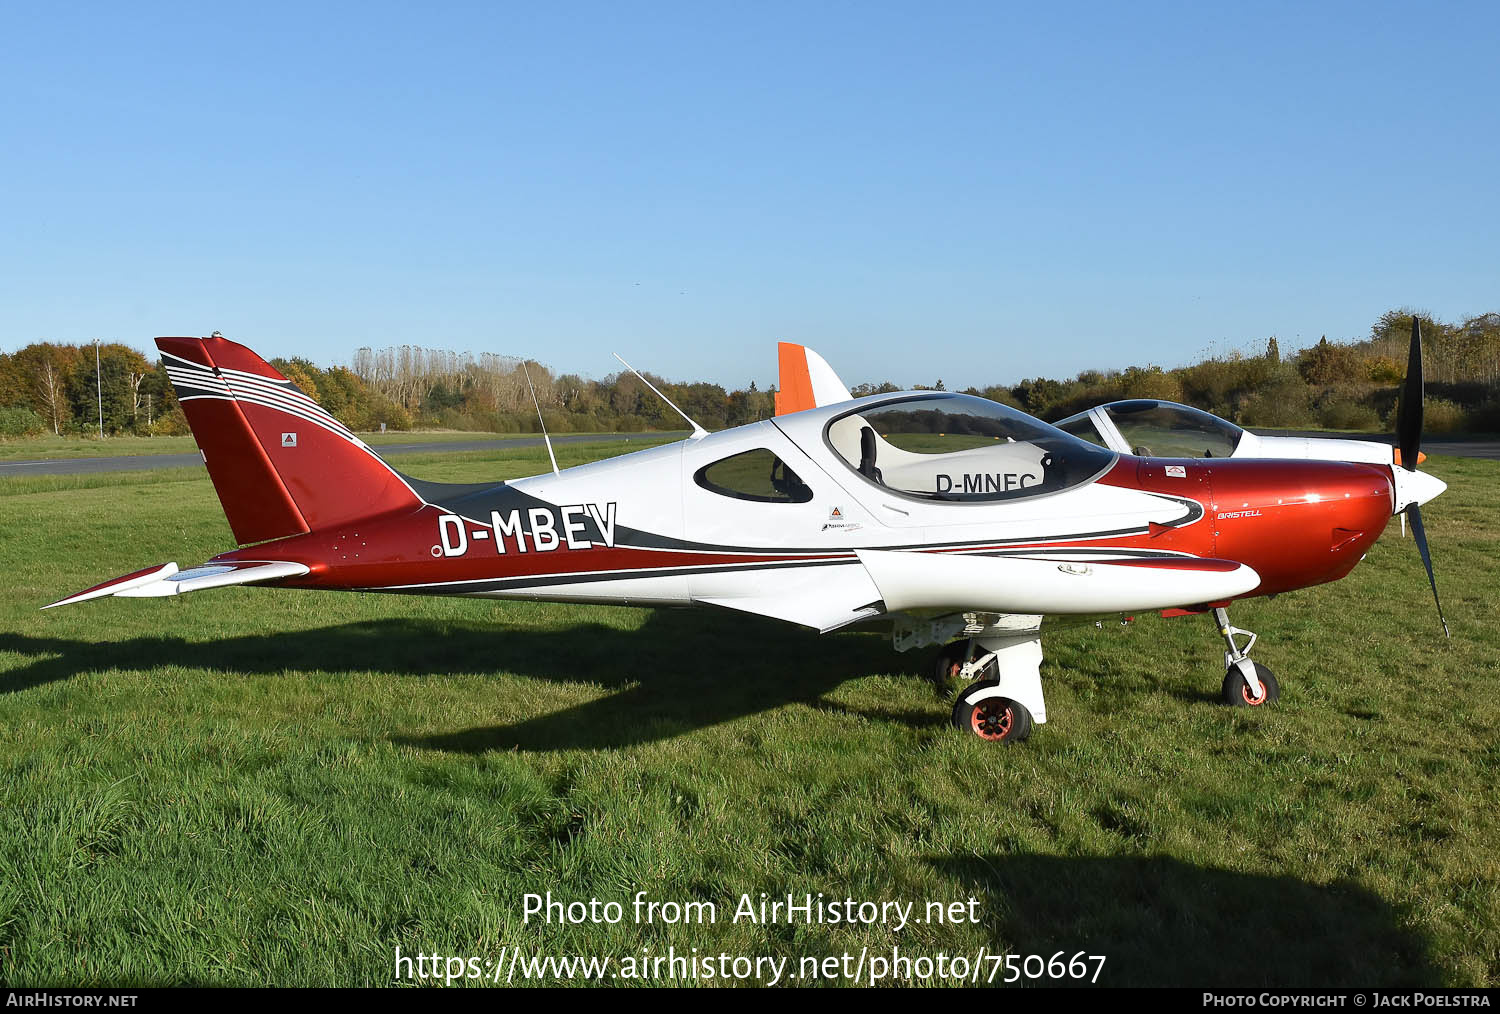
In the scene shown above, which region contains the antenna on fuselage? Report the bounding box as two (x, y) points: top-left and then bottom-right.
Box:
(612, 352), (708, 439)
(523, 361), (561, 477)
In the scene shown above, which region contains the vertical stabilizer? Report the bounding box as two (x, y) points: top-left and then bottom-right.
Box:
(156, 335), (422, 543)
(774, 342), (853, 415)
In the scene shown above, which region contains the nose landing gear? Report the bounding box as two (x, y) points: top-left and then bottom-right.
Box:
(1213, 606), (1279, 707)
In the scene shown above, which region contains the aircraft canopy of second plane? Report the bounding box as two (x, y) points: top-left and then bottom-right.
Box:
(1056, 399), (1247, 458)
(822, 392), (1117, 502)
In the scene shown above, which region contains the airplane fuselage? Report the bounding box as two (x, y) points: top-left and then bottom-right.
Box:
(208, 415), (1396, 618)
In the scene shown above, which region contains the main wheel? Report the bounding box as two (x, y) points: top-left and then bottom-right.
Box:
(1221, 662), (1279, 707)
(933, 641), (970, 683)
(933, 641), (994, 685)
(951, 681), (1033, 743)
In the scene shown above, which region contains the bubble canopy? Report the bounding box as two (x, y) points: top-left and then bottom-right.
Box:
(1056, 399), (1247, 458)
(823, 393), (1118, 503)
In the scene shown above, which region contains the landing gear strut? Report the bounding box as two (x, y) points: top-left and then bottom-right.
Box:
(1213, 606), (1279, 707)
(932, 639), (980, 683)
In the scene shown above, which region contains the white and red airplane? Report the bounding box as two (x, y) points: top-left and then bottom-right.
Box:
(49, 323), (1448, 744)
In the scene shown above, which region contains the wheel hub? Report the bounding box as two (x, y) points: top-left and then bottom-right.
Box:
(971, 700), (1013, 741)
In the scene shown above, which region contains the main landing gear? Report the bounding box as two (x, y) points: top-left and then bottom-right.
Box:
(1213, 606), (1279, 707)
(894, 614), (1047, 745)
(942, 628), (1047, 745)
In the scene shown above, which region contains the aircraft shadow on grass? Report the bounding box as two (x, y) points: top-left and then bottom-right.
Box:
(0, 609), (912, 751)
(932, 854), (1436, 987)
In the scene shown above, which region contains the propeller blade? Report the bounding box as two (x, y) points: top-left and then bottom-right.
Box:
(1396, 315), (1424, 468)
(1406, 503), (1449, 638)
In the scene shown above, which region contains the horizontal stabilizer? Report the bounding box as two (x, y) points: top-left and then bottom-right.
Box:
(856, 550), (1260, 615)
(45, 561), (309, 609)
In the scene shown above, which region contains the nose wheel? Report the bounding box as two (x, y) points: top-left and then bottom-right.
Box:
(1212, 607), (1279, 707)
(1222, 661), (1279, 707)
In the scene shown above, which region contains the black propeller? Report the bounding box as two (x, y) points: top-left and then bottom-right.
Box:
(1397, 316), (1424, 467)
(1407, 501), (1448, 638)
(1396, 315), (1449, 638)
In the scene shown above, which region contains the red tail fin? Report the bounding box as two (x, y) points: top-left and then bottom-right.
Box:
(156, 336), (421, 544)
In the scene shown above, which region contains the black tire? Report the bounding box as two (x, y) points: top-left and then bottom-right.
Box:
(933, 641), (969, 684)
(1222, 662), (1279, 707)
(933, 641), (994, 685)
(951, 681), (1033, 743)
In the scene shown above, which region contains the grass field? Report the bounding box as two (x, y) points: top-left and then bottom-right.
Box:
(0, 442), (1495, 986)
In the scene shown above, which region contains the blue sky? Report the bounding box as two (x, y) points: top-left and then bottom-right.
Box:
(2, 1), (1496, 390)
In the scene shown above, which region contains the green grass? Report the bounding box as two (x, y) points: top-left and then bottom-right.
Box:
(0, 446), (1495, 987)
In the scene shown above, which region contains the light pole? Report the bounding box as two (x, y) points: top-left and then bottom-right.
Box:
(95, 340), (104, 439)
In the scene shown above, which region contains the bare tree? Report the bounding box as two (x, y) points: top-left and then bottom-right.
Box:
(35, 358), (66, 435)
(128, 370), (147, 423)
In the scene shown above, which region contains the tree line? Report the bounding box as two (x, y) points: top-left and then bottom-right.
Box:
(2, 306), (1497, 440)
(971, 308), (1500, 434)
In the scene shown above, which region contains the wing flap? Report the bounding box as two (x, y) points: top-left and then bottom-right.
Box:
(856, 550), (1260, 615)
(45, 561), (309, 608)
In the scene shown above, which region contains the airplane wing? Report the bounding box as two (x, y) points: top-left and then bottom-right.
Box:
(696, 592), (885, 633)
(44, 561), (310, 609)
(695, 560), (885, 633)
(855, 550), (1260, 615)
(774, 342), (853, 415)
